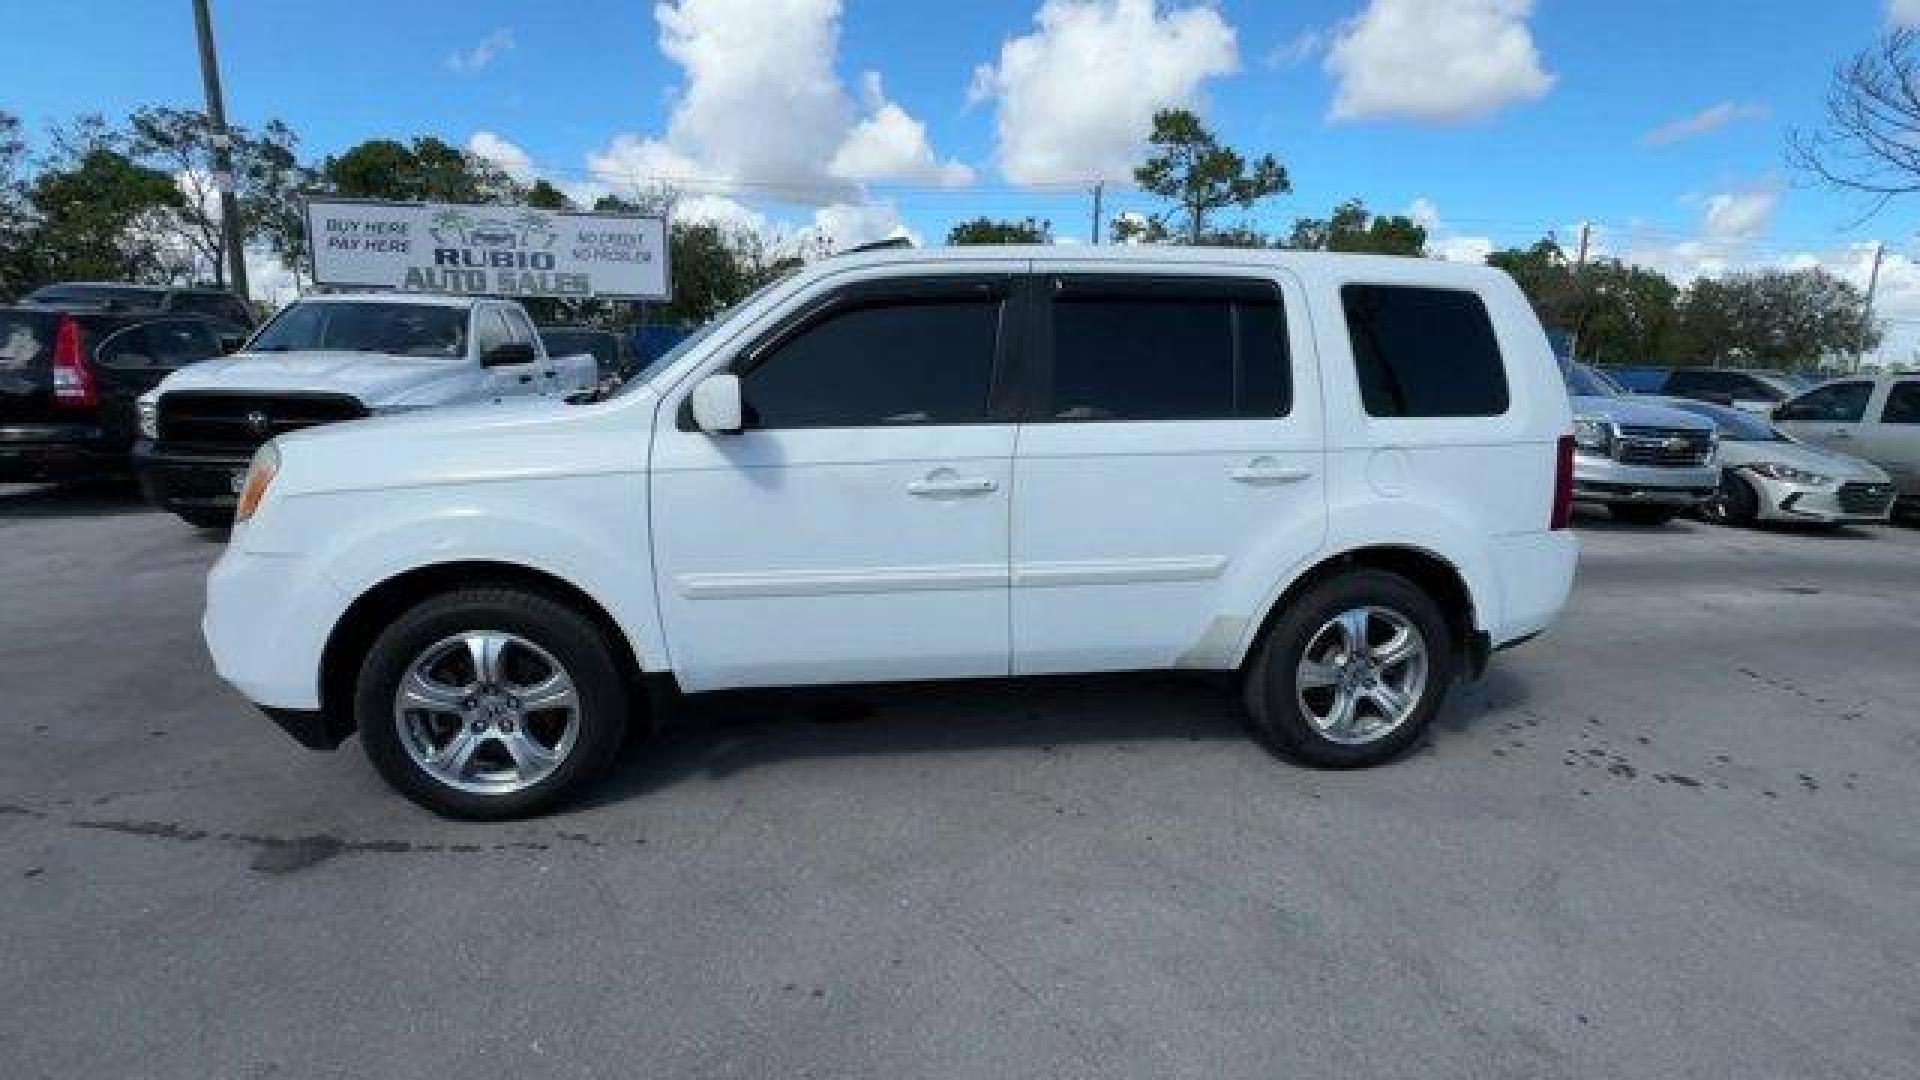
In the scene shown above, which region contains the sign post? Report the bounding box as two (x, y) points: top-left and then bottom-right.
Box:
(304, 198), (670, 301)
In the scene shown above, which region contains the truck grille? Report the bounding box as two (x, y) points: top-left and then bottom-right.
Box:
(1613, 426), (1714, 468)
(1837, 482), (1895, 515)
(156, 391), (366, 451)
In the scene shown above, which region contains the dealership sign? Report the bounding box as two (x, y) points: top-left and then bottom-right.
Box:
(305, 198), (669, 300)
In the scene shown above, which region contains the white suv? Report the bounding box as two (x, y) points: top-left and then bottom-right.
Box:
(204, 247), (1579, 818)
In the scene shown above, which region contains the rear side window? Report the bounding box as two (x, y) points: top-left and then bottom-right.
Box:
(1777, 381), (1872, 424)
(1882, 381), (1920, 425)
(741, 292), (1000, 428)
(1041, 277), (1289, 421)
(96, 319), (221, 368)
(0, 313), (53, 369)
(171, 292), (250, 326)
(1343, 284), (1509, 418)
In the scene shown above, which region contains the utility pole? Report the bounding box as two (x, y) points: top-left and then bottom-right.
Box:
(1567, 222), (1592, 361)
(1858, 241), (1885, 374)
(192, 0), (249, 302)
(1090, 182), (1103, 245)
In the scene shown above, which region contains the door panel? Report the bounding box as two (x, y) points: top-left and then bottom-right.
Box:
(1774, 380), (1875, 452)
(649, 269), (1022, 691)
(1009, 267), (1326, 675)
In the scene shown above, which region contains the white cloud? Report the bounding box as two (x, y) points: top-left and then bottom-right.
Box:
(1641, 102), (1767, 148)
(1889, 1), (1920, 27)
(829, 73), (975, 187)
(969, 0), (1239, 184)
(466, 131), (534, 182)
(1407, 197), (1493, 263)
(586, 0), (969, 205)
(446, 28), (515, 75)
(805, 200), (915, 251)
(1326, 0), (1553, 123)
(1700, 188), (1779, 245)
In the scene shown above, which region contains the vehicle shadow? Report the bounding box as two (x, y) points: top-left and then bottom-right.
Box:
(0, 479), (154, 520)
(579, 668), (1513, 809)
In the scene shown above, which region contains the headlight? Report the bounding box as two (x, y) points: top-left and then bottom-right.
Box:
(234, 442), (279, 523)
(1572, 414), (1612, 453)
(1747, 461), (1832, 486)
(137, 398), (158, 440)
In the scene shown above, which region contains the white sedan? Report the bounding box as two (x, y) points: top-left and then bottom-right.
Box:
(1657, 398), (1896, 526)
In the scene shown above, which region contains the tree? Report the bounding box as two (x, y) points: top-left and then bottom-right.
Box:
(947, 216), (1048, 245)
(1489, 237), (1686, 362)
(524, 179), (570, 210)
(126, 106), (310, 288)
(1788, 30), (1920, 213)
(0, 110), (31, 298)
(1284, 198), (1426, 256)
(1121, 109), (1289, 244)
(321, 137), (518, 205)
(27, 138), (184, 284)
(1674, 269), (1879, 369)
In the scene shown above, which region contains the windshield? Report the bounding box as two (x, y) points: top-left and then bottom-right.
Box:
(1562, 362), (1622, 397)
(1663, 398), (1784, 441)
(617, 320), (720, 395)
(250, 301), (468, 358)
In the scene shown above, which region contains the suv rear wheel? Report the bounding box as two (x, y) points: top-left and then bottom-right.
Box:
(355, 587), (629, 819)
(1243, 570), (1454, 767)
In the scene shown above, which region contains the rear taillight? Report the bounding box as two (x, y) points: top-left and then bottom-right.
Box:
(51, 315), (97, 408)
(1551, 434), (1575, 530)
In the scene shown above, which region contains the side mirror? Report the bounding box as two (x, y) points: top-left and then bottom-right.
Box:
(482, 340), (537, 367)
(690, 372), (742, 433)
(218, 332), (246, 354)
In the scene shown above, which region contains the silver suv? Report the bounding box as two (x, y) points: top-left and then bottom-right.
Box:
(1564, 363), (1719, 525)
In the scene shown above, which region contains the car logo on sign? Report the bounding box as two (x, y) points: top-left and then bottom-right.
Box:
(245, 410), (272, 437)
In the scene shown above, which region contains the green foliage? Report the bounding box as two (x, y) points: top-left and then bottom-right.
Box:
(0, 111), (31, 298)
(126, 106), (313, 288)
(27, 137), (184, 284)
(1284, 199), (1426, 257)
(1123, 109), (1289, 244)
(1490, 236), (1877, 367)
(947, 216), (1049, 245)
(524, 179), (571, 210)
(321, 137), (518, 205)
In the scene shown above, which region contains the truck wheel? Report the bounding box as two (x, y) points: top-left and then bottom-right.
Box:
(355, 587), (629, 819)
(1609, 504), (1677, 526)
(1243, 570), (1454, 768)
(1701, 474), (1759, 527)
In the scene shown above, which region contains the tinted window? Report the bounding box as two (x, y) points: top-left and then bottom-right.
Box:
(1664, 370), (1733, 397)
(252, 302), (468, 358)
(1777, 381), (1872, 424)
(1043, 279), (1288, 421)
(1883, 381), (1920, 425)
(171, 292), (242, 322)
(741, 294), (999, 428)
(1563, 363), (1618, 397)
(1343, 284), (1508, 417)
(0, 312), (54, 369)
(541, 330), (619, 371)
(97, 319), (221, 369)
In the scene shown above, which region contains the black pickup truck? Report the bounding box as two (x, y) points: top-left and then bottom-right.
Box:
(0, 306), (227, 484)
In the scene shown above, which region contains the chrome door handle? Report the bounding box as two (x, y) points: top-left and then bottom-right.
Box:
(908, 471), (998, 497)
(1229, 457), (1311, 484)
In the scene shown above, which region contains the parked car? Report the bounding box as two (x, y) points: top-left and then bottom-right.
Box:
(1771, 374), (1920, 519)
(1, 304), (226, 484)
(1657, 367), (1806, 413)
(134, 293), (599, 527)
(1656, 397), (1895, 526)
(202, 248), (1578, 818)
(24, 282), (255, 349)
(1563, 362), (1720, 525)
(1599, 364), (1671, 394)
(537, 326), (635, 397)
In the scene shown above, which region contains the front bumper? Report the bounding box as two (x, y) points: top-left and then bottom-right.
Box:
(0, 423), (126, 483)
(205, 543), (351, 739)
(1746, 472), (1896, 523)
(1572, 454), (1718, 505)
(133, 440), (249, 514)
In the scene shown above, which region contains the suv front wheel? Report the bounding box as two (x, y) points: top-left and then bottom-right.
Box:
(355, 587), (630, 819)
(1243, 570), (1454, 767)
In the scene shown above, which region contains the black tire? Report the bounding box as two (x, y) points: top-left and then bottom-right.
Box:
(1700, 472), (1759, 527)
(176, 509), (233, 529)
(1242, 569), (1455, 768)
(1609, 504), (1677, 526)
(356, 587), (630, 819)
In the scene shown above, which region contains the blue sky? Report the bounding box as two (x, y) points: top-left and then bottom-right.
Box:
(4, 0), (1919, 358)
